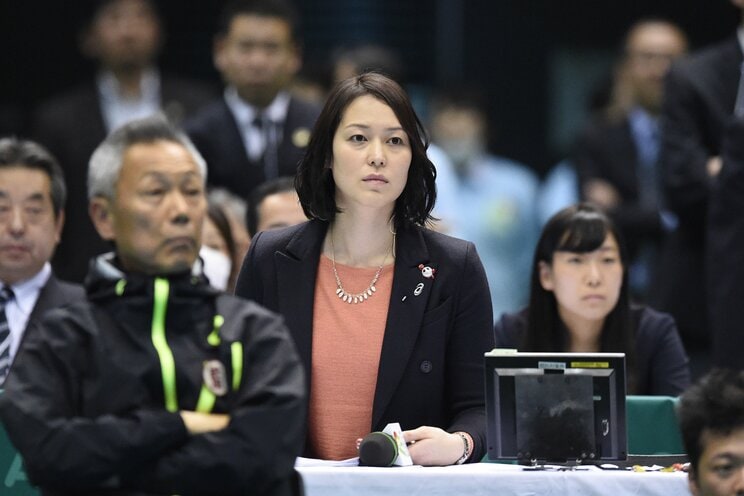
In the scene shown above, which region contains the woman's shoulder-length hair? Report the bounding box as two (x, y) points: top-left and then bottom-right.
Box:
(295, 71), (436, 229)
(523, 203), (638, 390)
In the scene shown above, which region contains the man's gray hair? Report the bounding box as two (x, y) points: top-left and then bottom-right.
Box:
(88, 114), (207, 200)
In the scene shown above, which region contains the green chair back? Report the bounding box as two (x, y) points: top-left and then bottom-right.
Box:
(626, 395), (685, 455)
(0, 391), (40, 495)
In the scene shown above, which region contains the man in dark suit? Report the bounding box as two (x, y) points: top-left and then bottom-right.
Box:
(185, 0), (321, 201)
(658, 0), (744, 371)
(0, 138), (84, 386)
(707, 118), (744, 371)
(574, 19), (687, 302)
(33, 0), (215, 283)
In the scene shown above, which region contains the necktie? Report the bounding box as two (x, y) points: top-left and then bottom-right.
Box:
(0, 286), (15, 386)
(735, 62), (744, 118)
(637, 121), (660, 209)
(253, 114), (279, 181)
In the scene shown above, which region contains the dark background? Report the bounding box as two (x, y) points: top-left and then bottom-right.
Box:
(0, 0), (738, 174)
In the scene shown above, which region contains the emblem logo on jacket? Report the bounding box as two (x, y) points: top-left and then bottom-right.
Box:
(203, 360), (228, 396)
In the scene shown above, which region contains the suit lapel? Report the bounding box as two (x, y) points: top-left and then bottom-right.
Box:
(28, 276), (59, 325)
(277, 98), (313, 177)
(372, 226), (435, 429)
(275, 221), (327, 383)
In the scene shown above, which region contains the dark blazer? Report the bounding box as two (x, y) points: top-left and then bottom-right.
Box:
(708, 117), (744, 370)
(235, 220), (494, 461)
(574, 114), (663, 257)
(28, 275), (85, 326)
(8, 274), (84, 376)
(32, 76), (216, 284)
(185, 96), (321, 200)
(656, 36), (742, 346)
(493, 306), (691, 396)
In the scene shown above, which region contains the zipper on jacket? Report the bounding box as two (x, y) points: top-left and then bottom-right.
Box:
(151, 278), (178, 412)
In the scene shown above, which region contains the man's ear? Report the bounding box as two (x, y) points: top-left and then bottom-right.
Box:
(89, 197), (115, 241)
(688, 467), (700, 496)
(54, 210), (65, 244)
(213, 35), (227, 73)
(539, 261), (554, 291)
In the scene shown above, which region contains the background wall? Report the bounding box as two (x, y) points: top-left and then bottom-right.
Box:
(1, 0), (738, 173)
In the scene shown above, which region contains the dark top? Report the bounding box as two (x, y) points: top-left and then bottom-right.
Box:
(185, 96), (321, 200)
(235, 219), (494, 462)
(574, 113), (663, 258)
(655, 35), (742, 345)
(708, 117), (744, 370)
(0, 254), (305, 496)
(493, 305), (691, 396)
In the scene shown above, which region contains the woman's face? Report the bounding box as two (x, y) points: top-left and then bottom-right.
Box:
(202, 216), (230, 260)
(539, 233), (624, 328)
(330, 95), (412, 213)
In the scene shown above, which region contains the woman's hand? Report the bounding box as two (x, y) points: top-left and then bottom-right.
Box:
(402, 426), (471, 466)
(180, 411), (230, 434)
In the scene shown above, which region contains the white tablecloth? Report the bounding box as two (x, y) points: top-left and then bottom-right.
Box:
(297, 462), (691, 496)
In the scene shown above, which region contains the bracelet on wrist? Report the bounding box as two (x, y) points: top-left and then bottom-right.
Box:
(454, 432), (471, 465)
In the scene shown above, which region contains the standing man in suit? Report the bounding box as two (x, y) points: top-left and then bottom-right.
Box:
(186, 0), (321, 201)
(0, 138), (84, 386)
(34, 0), (215, 283)
(658, 0), (744, 372)
(708, 118), (744, 371)
(574, 19), (687, 302)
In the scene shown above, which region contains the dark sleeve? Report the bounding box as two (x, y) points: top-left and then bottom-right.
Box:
(659, 64), (714, 225)
(637, 309), (691, 396)
(125, 307), (306, 495)
(234, 230), (266, 303)
(0, 314), (189, 491)
(445, 242), (494, 462)
(708, 118), (744, 369)
(493, 312), (524, 349)
(572, 120), (604, 189)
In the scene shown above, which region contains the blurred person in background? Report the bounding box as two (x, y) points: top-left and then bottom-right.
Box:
(33, 0), (215, 284)
(658, 0), (744, 373)
(201, 203), (237, 291)
(246, 176), (306, 238)
(186, 0), (320, 201)
(430, 90), (540, 321)
(573, 19), (687, 302)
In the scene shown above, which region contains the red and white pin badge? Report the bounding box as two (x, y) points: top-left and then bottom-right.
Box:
(418, 264), (436, 279)
(203, 360), (228, 396)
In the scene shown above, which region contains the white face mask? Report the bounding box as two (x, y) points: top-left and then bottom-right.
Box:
(437, 135), (485, 169)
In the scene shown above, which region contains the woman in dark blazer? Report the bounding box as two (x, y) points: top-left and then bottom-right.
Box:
(236, 73), (493, 465)
(494, 203), (690, 396)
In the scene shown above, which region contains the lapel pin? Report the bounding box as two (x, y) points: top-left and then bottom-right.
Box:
(418, 264), (436, 279)
(414, 283), (424, 296)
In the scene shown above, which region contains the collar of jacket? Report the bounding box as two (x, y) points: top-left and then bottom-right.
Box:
(84, 252), (216, 300)
(276, 219), (437, 429)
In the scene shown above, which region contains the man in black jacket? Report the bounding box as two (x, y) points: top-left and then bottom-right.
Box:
(0, 116), (305, 496)
(657, 0), (744, 373)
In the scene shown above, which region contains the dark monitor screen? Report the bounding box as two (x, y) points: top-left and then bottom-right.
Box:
(485, 351), (627, 463)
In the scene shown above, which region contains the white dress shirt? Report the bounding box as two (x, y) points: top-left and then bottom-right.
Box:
(223, 87), (290, 161)
(97, 68), (162, 133)
(4, 263), (51, 362)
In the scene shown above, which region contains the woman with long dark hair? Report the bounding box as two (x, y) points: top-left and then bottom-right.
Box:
(494, 203), (690, 395)
(236, 72), (493, 464)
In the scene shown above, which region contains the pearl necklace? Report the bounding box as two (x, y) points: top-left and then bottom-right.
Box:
(330, 230), (395, 304)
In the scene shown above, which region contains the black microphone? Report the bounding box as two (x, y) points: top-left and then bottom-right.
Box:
(358, 431), (399, 466)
